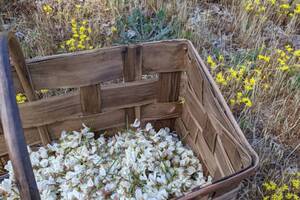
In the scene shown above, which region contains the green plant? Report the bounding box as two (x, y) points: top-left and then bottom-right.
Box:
(114, 8), (179, 44)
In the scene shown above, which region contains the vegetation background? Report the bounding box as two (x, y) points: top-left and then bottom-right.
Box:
(0, 0), (299, 199)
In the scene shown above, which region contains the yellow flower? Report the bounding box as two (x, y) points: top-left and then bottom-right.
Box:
(267, 0), (276, 5)
(258, 6), (266, 12)
(286, 193), (293, 200)
(291, 179), (300, 189)
(263, 196), (269, 200)
(111, 26), (118, 33)
(236, 92), (243, 103)
(207, 55), (217, 69)
(40, 89), (49, 94)
(218, 55), (224, 62)
(229, 68), (238, 78)
(89, 46), (94, 50)
(263, 181), (277, 191)
(280, 4), (290, 9)
(230, 99), (236, 106)
(277, 58), (286, 65)
(294, 4), (300, 14)
(75, 4), (81, 9)
(278, 65), (289, 71)
(42, 4), (53, 15)
(294, 50), (300, 57)
(245, 2), (254, 11)
(16, 93), (27, 104)
(285, 45), (293, 52)
(216, 72), (227, 85)
(244, 78), (255, 91)
(258, 55), (271, 62)
(242, 97), (252, 107)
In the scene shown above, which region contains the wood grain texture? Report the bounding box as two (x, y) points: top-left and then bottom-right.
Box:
(123, 45), (143, 125)
(15, 79), (157, 129)
(80, 84), (101, 115)
(8, 32), (51, 145)
(155, 72), (181, 129)
(0, 32), (40, 199)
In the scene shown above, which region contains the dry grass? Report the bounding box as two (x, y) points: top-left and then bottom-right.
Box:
(1, 0), (299, 199)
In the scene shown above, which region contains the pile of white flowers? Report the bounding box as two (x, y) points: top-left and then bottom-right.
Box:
(0, 120), (211, 200)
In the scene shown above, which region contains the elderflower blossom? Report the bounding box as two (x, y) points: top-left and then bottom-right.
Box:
(0, 122), (211, 199)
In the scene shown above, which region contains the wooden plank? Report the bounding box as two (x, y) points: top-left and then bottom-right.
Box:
(17, 79), (157, 128)
(123, 45), (143, 125)
(155, 72), (181, 129)
(0, 103), (181, 155)
(184, 86), (208, 129)
(101, 79), (157, 112)
(27, 47), (124, 89)
(19, 93), (82, 129)
(186, 58), (204, 103)
(142, 41), (186, 73)
(11, 41), (186, 90)
(80, 84), (101, 115)
(141, 102), (182, 121)
(213, 137), (235, 176)
(8, 32), (51, 145)
(0, 32), (40, 199)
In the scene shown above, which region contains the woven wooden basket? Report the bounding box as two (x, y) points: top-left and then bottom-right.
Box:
(0, 32), (258, 200)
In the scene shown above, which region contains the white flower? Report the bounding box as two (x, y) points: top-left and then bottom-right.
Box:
(0, 121), (211, 199)
(132, 118), (140, 128)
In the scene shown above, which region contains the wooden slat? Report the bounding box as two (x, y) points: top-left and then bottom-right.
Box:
(27, 47), (124, 89)
(213, 137), (235, 176)
(184, 86), (208, 129)
(80, 84), (101, 115)
(155, 72), (181, 129)
(123, 45), (143, 125)
(8, 33), (51, 145)
(7, 41), (186, 91)
(141, 102), (182, 121)
(15, 79), (157, 128)
(101, 79), (157, 112)
(187, 58), (204, 103)
(142, 41), (186, 73)
(0, 102), (181, 155)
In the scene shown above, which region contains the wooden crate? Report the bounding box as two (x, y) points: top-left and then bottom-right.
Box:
(0, 32), (259, 199)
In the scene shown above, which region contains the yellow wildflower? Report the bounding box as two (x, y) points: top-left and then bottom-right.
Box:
(258, 6), (266, 12)
(242, 97), (252, 107)
(294, 4), (300, 14)
(82, 20), (88, 25)
(285, 45), (293, 52)
(258, 55), (270, 62)
(75, 4), (81, 9)
(230, 99), (236, 106)
(16, 93), (27, 104)
(218, 55), (224, 62)
(42, 4), (53, 15)
(263, 196), (270, 200)
(291, 179), (300, 189)
(229, 68), (238, 79)
(294, 50), (300, 57)
(263, 181), (277, 191)
(280, 4), (290, 9)
(286, 193), (293, 200)
(245, 2), (254, 11)
(278, 65), (289, 71)
(111, 26), (118, 33)
(88, 27), (92, 33)
(216, 72), (227, 85)
(207, 55), (217, 69)
(40, 89), (49, 94)
(267, 0), (276, 5)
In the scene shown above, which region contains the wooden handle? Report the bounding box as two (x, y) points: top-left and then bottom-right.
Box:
(0, 32), (40, 199)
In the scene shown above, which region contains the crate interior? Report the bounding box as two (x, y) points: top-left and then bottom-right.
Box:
(0, 41), (253, 191)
